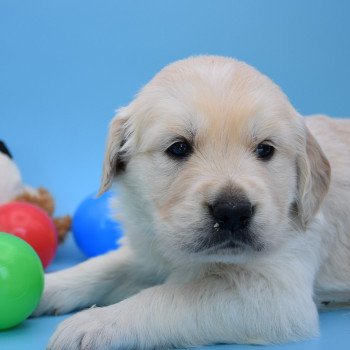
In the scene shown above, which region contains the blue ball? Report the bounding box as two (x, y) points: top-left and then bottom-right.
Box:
(72, 191), (123, 257)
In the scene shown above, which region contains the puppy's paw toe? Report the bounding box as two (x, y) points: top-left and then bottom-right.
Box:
(31, 275), (81, 317)
(47, 309), (120, 350)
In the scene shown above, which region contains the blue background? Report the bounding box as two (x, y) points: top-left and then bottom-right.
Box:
(1, 1), (350, 349)
(1, 0), (349, 216)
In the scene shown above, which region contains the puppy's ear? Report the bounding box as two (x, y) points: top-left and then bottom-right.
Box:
(296, 125), (331, 228)
(99, 114), (131, 195)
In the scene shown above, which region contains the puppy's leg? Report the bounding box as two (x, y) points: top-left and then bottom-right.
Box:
(33, 245), (163, 317)
(47, 267), (319, 349)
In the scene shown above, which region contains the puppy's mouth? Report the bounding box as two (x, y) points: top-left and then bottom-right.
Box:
(198, 238), (245, 254)
(189, 227), (264, 255)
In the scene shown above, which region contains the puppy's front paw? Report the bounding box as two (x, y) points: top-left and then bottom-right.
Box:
(32, 274), (83, 317)
(47, 307), (133, 350)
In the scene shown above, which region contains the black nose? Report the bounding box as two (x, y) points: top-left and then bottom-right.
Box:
(210, 197), (254, 232)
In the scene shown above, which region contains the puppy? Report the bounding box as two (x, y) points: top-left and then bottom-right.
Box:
(34, 56), (350, 350)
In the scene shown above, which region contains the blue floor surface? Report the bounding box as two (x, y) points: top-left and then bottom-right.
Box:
(1, 236), (350, 350)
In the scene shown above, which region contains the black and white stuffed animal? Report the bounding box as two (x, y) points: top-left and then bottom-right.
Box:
(0, 140), (71, 242)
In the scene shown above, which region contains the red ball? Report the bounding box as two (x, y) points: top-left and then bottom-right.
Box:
(0, 202), (57, 268)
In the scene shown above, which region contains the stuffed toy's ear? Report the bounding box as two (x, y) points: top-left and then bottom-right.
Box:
(0, 140), (13, 159)
(296, 126), (331, 228)
(99, 114), (131, 195)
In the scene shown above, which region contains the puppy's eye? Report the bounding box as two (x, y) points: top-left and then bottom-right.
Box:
(166, 141), (192, 159)
(255, 143), (274, 161)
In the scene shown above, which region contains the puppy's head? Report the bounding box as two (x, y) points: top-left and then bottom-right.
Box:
(100, 56), (330, 264)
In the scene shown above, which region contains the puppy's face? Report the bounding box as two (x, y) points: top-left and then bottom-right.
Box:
(101, 57), (330, 264)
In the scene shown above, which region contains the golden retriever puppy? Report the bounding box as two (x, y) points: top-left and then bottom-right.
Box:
(34, 56), (350, 350)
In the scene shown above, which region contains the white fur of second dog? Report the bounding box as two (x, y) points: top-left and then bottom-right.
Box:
(33, 56), (350, 350)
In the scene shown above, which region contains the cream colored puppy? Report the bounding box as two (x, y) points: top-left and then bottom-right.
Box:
(34, 56), (350, 350)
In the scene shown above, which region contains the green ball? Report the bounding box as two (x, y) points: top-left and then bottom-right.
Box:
(0, 232), (44, 329)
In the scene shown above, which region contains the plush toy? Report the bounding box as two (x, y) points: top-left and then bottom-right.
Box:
(0, 140), (71, 242)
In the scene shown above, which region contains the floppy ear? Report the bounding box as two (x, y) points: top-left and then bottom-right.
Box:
(296, 126), (331, 228)
(99, 114), (131, 195)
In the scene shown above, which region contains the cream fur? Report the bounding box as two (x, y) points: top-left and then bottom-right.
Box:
(33, 56), (350, 349)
